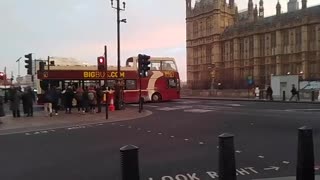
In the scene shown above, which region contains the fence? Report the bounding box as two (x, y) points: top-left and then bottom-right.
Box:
(119, 126), (315, 180)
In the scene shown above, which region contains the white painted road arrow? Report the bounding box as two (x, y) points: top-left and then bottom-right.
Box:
(264, 166), (280, 171)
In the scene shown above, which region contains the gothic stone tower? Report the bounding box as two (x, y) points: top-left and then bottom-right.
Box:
(186, 0), (237, 89)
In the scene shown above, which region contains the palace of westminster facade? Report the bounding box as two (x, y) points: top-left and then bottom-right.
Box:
(186, 0), (320, 89)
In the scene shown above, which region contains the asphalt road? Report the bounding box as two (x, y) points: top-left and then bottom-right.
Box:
(0, 99), (320, 180)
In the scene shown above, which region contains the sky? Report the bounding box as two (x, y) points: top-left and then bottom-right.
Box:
(1, 0), (319, 82)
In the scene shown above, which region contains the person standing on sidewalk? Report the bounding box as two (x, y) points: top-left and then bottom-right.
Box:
(51, 86), (60, 116)
(266, 86), (273, 101)
(10, 87), (22, 118)
(75, 87), (84, 113)
(0, 89), (5, 124)
(43, 88), (53, 117)
(88, 87), (97, 114)
(24, 86), (35, 117)
(95, 86), (103, 113)
(64, 86), (74, 114)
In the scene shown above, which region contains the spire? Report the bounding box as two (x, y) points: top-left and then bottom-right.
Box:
(186, 0), (192, 16)
(248, 0), (254, 20)
(276, 0), (281, 15)
(302, 0), (307, 9)
(254, 4), (258, 21)
(259, 0), (264, 18)
(229, 0), (234, 7)
(288, 0), (299, 12)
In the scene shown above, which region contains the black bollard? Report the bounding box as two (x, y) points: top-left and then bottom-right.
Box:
(311, 91), (315, 102)
(297, 126), (314, 180)
(219, 133), (236, 180)
(283, 91), (286, 101)
(120, 145), (140, 180)
(138, 97), (144, 113)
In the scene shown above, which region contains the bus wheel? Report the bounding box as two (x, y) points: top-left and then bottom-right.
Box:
(151, 93), (162, 103)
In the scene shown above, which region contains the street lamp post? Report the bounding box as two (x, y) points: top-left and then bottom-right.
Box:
(111, 0), (126, 110)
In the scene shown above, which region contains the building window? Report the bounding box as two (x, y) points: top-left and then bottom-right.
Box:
(260, 35), (265, 56)
(249, 36), (254, 58)
(200, 21), (203, 36)
(240, 38), (244, 59)
(193, 21), (198, 37)
(206, 45), (212, 64)
(206, 17), (212, 35)
(271, 32), (276, 48)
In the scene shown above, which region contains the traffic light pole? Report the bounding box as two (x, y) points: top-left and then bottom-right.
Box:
(111, 0), (126, 110)
(104, 45), (109, 120)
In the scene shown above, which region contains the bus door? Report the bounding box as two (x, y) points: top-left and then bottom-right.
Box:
(166, 78), (180, 100)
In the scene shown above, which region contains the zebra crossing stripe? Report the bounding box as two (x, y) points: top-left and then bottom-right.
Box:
(184, 109), (213, 113)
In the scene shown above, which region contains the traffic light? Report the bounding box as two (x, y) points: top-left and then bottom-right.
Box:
(0, 72), (4, 80)
(138, 54), (151, 77)
(24, 53), (33, 75)
(97, 56), (106, 71)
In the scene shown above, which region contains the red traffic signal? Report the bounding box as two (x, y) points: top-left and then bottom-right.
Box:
(97, 56), (106, 71)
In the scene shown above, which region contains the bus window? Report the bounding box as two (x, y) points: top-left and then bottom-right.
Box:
(168, 79), (177, 88)
(125, 80), (137, 90)
(161, 61), (177, 71)
(151, 61), (161, 70)
(107, 80), (116, 89)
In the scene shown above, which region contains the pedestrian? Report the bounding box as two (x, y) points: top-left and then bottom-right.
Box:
(43, 88), (53, 117)
(254, 86), (260, 99)
(82, 86), (89, 113)
(95, 86), (103, 113)
(0, 89), (5, 124)
(21, 88), (28, 116)
(289, 84), (299, 101)
(75, 87), (84, 113)
(88, 87), (97, 113)
(64, 86), (74, 114)
(24, 86), (35, 117)
(51, 86), (60, 116)
(9, 87), (22, 118)
(266, 86), (273, 101)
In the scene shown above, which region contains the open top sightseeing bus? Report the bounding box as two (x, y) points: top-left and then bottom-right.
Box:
(36, 56), (181, 103)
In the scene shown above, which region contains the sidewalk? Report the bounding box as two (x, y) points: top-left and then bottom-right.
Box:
(181, 96), (320, 104)
(0, 107), (152, 135)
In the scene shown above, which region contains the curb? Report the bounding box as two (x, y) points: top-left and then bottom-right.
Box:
(181, 97), (320, 104)
(0, 109), (153, 136)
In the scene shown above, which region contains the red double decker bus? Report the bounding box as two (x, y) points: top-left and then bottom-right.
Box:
(36, 56), (180, 103)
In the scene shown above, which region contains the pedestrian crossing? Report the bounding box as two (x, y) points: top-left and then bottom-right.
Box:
(129, 100), (244, 114)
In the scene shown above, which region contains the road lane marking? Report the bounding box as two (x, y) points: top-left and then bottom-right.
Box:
(236, 150), (242, 153)
(158, 132), (163, 135)
(184, 109), (213, 113)
(258, 155), (265, 159)
(184, 138), (189, 141)
(264, 166), (280, 171)
(157, 107), (182, 111)
(282, 161), (290, 164)
(199, 142), (205, 145)
(170, 136), (175, 138)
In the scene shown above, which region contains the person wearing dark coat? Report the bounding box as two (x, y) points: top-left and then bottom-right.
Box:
(0, 90), (5, 124)
(21, 90), (28, 116)
(24, 87), (35, 117)
(50, 87), (60, 116)
(95, 86), (103, 113)
(266, 86), (273, 101)
(9, 87), (22, 118)
(64, 86), (74, 114)
(82, 87), (89, 113)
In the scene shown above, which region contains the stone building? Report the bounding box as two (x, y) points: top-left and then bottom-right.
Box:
(186, 0), (320, 89)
